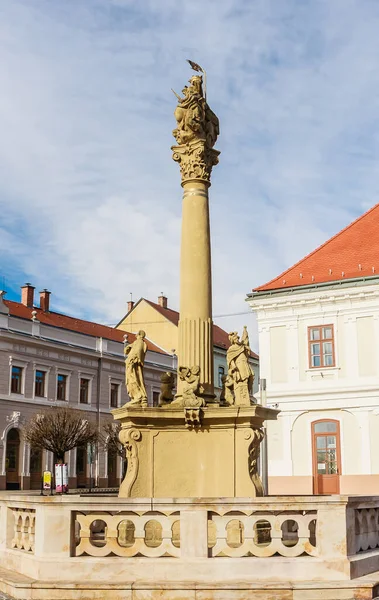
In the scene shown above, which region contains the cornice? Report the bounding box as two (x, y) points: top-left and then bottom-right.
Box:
(248, 284), (379, 313)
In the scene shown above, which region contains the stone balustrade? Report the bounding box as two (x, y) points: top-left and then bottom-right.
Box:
(1, 494), (379, 584)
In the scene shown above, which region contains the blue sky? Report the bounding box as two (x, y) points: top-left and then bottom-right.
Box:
(1, 0), (379, 347)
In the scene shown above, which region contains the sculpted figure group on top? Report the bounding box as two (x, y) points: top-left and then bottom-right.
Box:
(123, 326), (254, 409)
(171, 74), (220, 183)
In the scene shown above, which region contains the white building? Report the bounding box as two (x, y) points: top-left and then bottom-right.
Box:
(247, 203), (379, 495)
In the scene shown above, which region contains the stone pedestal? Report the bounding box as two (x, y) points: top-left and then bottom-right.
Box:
(113, 405), (278, 498)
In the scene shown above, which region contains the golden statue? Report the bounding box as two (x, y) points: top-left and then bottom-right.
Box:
(124, 330), (148, 406)
(226, 326), (255, 406)
(172, 70), (220, 183)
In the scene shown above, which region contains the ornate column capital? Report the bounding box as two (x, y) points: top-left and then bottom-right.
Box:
(172, 141), (219, 184)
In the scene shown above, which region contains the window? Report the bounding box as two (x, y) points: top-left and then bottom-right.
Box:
(152, 391), (160, 407)
(30, 448), (42, 474)
(218, 366), (225, 388)
(57, 374), (67, 401)
(11, 366), (23, 394)
(35, 370), (46, 397)
(110, 383), (119, 408)
(80, 378), (90, 404)
(308, 325), (335, 368)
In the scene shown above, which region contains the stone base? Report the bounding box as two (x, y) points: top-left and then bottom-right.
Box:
(112, 405), (278, 498)
(0, 566), (378, 600)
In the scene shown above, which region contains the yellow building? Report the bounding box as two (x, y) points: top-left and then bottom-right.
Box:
(116, 295), (259, 394)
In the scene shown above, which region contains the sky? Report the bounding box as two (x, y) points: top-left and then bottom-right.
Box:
(1, 0), (379, 350)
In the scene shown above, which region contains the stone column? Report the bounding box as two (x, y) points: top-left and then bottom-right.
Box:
(171, 72), (220, 402)
(178, 179), (213, 398)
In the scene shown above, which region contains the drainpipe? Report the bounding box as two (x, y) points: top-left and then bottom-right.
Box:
(259, 378), (269, 496)
(95, 338), (103, 488)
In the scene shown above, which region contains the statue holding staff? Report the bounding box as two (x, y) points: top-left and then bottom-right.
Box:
(226, 326), (255, 406)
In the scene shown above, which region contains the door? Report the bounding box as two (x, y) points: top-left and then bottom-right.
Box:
(107, 451), (118, 487)
(6, 429), (20, 490)
(312, 420), (341, 494)
(76, 447), (87, 488)
(30, 448), (43, 490)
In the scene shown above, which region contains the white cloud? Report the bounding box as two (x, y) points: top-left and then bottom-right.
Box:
(1, 0), (379, 349)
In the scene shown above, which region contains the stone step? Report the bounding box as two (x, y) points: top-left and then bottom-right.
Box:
(0, 568), (378, 600)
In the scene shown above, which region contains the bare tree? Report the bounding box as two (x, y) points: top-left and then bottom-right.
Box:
(23, 406), (98, 463)
(101, 421), (127, 477)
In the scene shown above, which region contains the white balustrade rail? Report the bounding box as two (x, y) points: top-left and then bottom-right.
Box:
(354, 507), (379, 553)
(10, 508), (36, 553)
(75, 511), (180, 558)
(3, 495), (379, 566)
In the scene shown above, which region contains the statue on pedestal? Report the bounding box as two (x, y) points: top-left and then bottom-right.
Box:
(226, 326), (255, 406)
(124, 330), (148, 407)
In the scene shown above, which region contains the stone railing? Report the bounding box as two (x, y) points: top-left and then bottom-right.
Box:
(75, 511), (180, 558)
(208, 510), (317, 558)
(10, 507), (36, 553)
(354, 506), (379, 554)
(1, 495), (379, 583)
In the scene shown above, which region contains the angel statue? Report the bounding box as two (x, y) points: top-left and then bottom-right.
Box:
(124, 330), (148, 407)
(226, 326), (255, 406)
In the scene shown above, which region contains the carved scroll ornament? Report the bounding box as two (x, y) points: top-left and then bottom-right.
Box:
(247, 428), (265, 497)
(119, 428), (141, 497)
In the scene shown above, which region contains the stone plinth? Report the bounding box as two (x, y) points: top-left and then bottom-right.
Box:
(112, 405), (278, 498)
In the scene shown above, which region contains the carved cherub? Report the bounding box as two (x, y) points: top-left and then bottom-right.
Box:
(180, 365), (204, 407)
(158, 372), (175, 406)
(171, 365), (205, 408)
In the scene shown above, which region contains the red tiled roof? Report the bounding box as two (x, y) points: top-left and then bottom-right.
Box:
(255, 203), (379, 292)
(4, 300), (166, 354)
(144, 299), (259, 360)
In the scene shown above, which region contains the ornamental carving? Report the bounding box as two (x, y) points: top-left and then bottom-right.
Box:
(184, 407), (202, 429)
(247, 428), (265, 497)
(172, 142), (219, 184)
(119, 427), (141, 496)
(171, 365), (205, 408)
(171, 68), (220, 183)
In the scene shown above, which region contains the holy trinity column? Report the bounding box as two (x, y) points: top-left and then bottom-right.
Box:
(171, 65), (220, 402)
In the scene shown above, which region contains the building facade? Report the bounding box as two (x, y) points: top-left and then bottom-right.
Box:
(0, 285), (172, 491)
(117, 295), (260, 395)
(247, 203), (379, 495)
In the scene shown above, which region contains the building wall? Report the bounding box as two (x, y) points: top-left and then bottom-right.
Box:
(0, 299), (172, 491)
(118, 300), (178, 354)
(248, 279), (379, 495)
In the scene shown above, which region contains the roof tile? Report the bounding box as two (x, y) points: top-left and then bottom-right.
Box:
(4, 300), (166, 354)
(255, 203), (379, 292)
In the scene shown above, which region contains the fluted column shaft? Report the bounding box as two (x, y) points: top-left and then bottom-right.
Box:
(177, 180), (214, 398)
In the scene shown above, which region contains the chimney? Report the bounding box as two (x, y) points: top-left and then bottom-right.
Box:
(21, 283), (35, 308)
(39, 289), (51, 312)
(158, 294), (168, 309)
(127, 300), (134, 313)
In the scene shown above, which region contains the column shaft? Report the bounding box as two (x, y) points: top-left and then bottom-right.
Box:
(177, 180), (214, 398)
